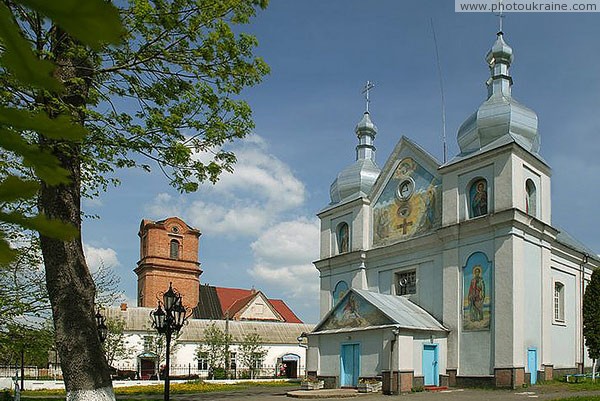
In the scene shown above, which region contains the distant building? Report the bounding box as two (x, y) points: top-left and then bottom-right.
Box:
(306, 30), (599, 392)
(106, 217), (312, 380)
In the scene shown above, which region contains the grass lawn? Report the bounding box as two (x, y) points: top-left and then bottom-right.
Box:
(18, 380), (296, 400)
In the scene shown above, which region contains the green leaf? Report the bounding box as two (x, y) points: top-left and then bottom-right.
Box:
(0, 176), (39, 202)
(16, 0), (123, 49)
(0, 128), (71, 185)
(0, 107), (86, 141)
(0, 237), (17, 266)
(0, 212), (78, 240)
(0, 3), (62, 91)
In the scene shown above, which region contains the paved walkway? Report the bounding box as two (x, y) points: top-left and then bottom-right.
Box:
(21, 384), (600, 400)
(161, 385), (600, 401)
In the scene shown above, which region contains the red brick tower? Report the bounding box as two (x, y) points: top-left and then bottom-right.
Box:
(134, 217), (202, 308)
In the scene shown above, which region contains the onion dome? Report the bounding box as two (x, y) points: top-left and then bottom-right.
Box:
(457, 32), (540, 155)
(330, 112), (381, 203)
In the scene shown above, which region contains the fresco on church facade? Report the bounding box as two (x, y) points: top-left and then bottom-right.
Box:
(373, 157), (441, 246)
(462, 252), (492, 331)
(469, 179), (488, 218)
(319, 292), (392, 330)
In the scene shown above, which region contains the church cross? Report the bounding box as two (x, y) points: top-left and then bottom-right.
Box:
(362, 80), (375, 112)
(396, 218), (413, 235)
(496, 0), (505, 32)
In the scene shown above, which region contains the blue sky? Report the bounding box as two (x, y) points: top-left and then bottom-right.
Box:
(82, 1), (600, 324)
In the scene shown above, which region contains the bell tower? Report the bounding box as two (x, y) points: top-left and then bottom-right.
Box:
(134, 217), (202, 308)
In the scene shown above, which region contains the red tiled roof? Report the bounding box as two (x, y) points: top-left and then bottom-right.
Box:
(269, 299), (303, 324)
(214, 287), (303, 323)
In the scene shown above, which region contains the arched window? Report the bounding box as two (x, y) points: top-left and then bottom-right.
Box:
(554, 282), (565, 323)
(469, 178), (488, 218)
(332, 281), (348, 305)
(169, 239), (180, 259)
(337, 223), (349, 253)
(525, 179), (537, 217)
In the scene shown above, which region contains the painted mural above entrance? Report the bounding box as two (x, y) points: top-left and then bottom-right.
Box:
(373, 157), (441, 246)
(462, 252), (492, 331)
(319, 291), (392, 330)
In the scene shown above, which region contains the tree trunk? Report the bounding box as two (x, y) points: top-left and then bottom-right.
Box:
(38, 27), (115, 401)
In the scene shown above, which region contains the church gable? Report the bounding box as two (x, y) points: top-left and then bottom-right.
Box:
(316, 290), (393, 331)
(371, 137), (441, 247)
(236, 292), (284, 322)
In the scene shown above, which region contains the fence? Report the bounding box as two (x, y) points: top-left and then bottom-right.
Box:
(1, 363), (305, 381)
(0, 366), (63, 380)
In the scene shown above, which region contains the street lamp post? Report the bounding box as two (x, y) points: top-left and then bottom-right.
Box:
(151, 283), (188, 401)
(96, 308), (108, 343)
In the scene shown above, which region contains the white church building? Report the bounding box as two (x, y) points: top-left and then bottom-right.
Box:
(304, 30), (599, 392)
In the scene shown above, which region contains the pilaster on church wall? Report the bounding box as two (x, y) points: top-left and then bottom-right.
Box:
(493, 152), (513, 213)
(494, 234), (515, 367)
(441, 172), (459, 226)
(442, 247), (460, 370)
(511, 231), (526, 367)
(319, 216), (332, 259)
(541, 244), (553, 365)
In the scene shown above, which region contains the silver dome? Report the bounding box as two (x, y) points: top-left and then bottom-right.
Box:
(330, 112), (381, 203)
(457, 32), (540, 155)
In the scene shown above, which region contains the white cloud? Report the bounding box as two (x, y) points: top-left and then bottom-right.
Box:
(145, 134), (306, 238)
(248, 218), (320, 300)
(83, 244), (120, 273)
(188, 201), (270, 237)
(145, 193), (185, 220)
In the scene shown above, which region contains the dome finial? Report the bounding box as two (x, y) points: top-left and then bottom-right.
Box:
(496, 0), (505, 34)
(362, 80), (375, 113)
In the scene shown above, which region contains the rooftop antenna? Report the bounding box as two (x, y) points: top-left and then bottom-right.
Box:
(430, 18), (447, 164)
(362, 80), (375, 113)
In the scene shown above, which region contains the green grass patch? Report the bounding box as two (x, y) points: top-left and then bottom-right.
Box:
(551, 397), (600, 401)
(21, 379), (296, 398)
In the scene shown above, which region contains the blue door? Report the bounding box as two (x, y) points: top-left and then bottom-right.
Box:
(528, 348), (537, 384)
(340, 344), (360, 387)
(423, 344), (439, 386)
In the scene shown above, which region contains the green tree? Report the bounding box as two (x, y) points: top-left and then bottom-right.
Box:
(101, 317), (132, 368)
(1, 0), (268, 399)
(196, 322), (232, 378)
(0, 325), (54, 368)
(237, 332), (267, 379)
(584, 268), (600, 381)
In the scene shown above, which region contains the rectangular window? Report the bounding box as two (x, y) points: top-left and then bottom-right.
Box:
(229, 352), (237, 370)
(143, 336), (153, 351)
(253, 353), (264, 369)
(395, 270), (417, 296)
(554, 282), (565, 323)
(197, 352), (208, 370)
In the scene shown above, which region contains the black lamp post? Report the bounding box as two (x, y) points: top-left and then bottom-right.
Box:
(96, 308), (108, 343)
(151, 282), (188, 401)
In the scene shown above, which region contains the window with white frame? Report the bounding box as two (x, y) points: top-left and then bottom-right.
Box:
(395, 270), (417, 296)
(197, 352), (208, 370)
(554, 282), (565, 323)
(252, 353), (264, 369)
(143, 336), (153, 351)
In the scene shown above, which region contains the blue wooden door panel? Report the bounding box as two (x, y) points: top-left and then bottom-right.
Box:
(528, 349), (537, 384)
(340, 344), (360, 387)
(423, 344), (439, 386)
